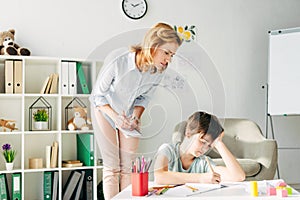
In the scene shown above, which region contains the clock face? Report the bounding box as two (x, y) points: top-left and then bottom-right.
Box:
(122, 0), (148, 20)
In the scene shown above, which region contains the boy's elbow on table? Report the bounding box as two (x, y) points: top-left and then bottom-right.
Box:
(230, 170), (246, 182)
(238, 171), (246, 182)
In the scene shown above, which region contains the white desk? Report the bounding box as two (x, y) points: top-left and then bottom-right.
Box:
(112, 181), (300, 200)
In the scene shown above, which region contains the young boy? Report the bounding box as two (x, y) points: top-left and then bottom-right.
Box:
(154, 111), (245, 184)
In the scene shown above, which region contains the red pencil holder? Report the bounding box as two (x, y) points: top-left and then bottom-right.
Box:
(131, 172), (148, 196)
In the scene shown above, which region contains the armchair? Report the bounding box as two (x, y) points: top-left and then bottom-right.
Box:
(173, 118), (278, 180)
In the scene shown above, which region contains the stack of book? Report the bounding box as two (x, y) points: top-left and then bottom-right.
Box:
(62, 160), (83, 168)
(45, 141), (59, 169)
(40, 73), (59, 94)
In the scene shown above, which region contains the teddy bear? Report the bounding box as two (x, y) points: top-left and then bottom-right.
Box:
(67, 106), (92, 131)
(0, 29), (31, 56)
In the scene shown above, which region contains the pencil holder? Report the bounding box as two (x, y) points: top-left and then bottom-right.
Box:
(131, 172), (148, 196)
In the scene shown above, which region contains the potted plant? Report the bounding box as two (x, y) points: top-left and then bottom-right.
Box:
(33, 109), (49, 130)
(2, 143), (16, 170)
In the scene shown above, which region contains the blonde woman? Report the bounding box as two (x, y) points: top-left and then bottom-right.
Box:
(154, 111), (245, 185)
(90, 22), (182, 199)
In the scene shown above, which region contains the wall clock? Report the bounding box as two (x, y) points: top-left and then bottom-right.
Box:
(122, 0), (148, 20)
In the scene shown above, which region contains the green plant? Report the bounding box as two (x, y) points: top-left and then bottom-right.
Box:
(33, 109), (49, 122)
(2, 143), (16, 163)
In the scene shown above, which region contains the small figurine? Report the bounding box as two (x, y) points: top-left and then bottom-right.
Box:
(0, 119), (18, 132)
(67, 106), (91, 131)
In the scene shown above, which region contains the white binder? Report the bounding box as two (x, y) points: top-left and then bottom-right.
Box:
(68, 62), (77, 95)
(61, 61), (69, 94)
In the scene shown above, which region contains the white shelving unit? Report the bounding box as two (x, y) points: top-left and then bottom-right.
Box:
(0, 55), (103, 200)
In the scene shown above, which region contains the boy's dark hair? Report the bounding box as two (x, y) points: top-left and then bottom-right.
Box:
(186, 111), (224, 140)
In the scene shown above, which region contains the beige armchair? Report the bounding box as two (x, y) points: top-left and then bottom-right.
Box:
(173, 118), (278, 181)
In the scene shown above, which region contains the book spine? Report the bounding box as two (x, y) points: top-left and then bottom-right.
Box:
(77, 133), (94, 166)
(0, 62), (5, 93)
(12, 173), (22, 200)
(40, 75), (50, 94)
(74, 171), (85, 200)
(52, 171), (59, 200)
(45, 73), (54, 94)
(50, 141), (58, 168)
(61, 61), (69, 95)
(76, 62), (90, 94)
(45, 145), (52, 168)
(68, 62), (77, 95)
(85, 169), (93, 200)
(49, 73), (59, 94)
(43, 171), (53, 200)
(0, 174), (9, 200)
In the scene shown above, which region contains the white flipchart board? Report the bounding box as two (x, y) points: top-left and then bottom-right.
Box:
(268, 27), (300, 115)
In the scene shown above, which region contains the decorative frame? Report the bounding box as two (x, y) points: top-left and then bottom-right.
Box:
(64, 97), (87, 130)
(29, 96), (52, 131)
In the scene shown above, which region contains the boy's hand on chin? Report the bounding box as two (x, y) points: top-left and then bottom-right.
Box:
(214, 132), (225, 149)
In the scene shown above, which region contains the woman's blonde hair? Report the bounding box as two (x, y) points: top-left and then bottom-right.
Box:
(131, 22), (182, 73)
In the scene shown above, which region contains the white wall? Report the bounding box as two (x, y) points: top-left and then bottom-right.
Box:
(1, 0), (300, 183)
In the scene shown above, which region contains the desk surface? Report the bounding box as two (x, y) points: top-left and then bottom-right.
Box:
(112, 181), (300, 200)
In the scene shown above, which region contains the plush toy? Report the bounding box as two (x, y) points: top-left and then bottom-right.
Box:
(0, 29), (31, 56)
(67, 106), (91, 131)
(0, 119), (18, 132)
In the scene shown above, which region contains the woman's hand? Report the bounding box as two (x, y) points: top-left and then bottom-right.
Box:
(130, 116), (141, 131)
(115, 111), (132, 130)
(115, 111), (142, 131)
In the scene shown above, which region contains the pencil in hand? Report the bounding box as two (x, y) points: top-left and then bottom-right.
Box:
(205, 156), (215, 173)
(205, 156), (221, 183)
